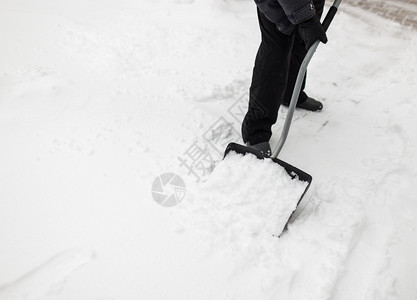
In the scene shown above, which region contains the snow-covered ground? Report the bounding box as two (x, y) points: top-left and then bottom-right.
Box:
(1, 0), (416, 299)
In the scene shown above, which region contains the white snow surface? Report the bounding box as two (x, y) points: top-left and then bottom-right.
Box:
(202, 151), (309, 237)
(1, 0), (417, 299)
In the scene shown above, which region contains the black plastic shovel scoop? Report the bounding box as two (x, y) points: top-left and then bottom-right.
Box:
(223, 0), (342, 236)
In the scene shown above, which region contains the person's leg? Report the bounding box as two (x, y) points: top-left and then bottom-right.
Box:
(282, 0), (325, 107)
(242, 8), (294, 145)
(282, 34), (308, 105)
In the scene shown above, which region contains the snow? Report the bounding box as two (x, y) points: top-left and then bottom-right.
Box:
(1, 0), (417, 299)
(200, 151), (309, 237)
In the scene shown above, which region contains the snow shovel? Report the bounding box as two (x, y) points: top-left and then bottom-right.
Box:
(223, 0), (342, 236)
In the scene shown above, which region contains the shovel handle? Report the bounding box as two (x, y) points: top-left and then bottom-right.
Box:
(271, 0), (342, 158)
(322, 0), (342, 32)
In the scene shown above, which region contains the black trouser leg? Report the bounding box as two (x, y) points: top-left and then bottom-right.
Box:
(242, 9), (295, 145)
(282, 33), (308, 105)
(283, 0), (326, 105)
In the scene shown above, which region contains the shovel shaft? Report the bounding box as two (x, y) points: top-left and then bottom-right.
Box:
(271, 0), (342, 158)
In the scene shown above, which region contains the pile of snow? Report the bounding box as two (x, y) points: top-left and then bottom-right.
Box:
(0, 0), (417, 299)
(199, 151), (309, 236)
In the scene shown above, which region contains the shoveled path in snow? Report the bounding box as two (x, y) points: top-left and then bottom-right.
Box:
(346, 0), (417, 29)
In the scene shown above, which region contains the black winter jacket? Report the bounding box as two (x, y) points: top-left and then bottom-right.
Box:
(254, 0), (316, 35)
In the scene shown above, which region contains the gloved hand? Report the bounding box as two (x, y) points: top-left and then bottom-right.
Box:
(298, 15), (328, 50)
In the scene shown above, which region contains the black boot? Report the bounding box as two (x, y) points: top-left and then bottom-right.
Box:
(282, 97), (323, 112)
(296, 97), (323, 111)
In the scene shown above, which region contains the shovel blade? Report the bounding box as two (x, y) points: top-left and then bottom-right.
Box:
(224, 142), (312, 235)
